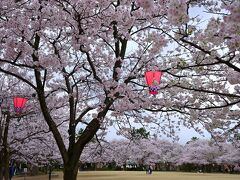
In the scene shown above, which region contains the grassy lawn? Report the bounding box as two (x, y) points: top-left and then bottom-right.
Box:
(13, 171), (240, 180)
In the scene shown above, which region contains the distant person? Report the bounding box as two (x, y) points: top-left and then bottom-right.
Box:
(149, 165), (153, 174)
(9, 165), (15, 180)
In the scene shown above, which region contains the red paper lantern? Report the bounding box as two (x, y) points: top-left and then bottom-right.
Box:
(13, 97), (27, 113)
(145, 71), (162, 95)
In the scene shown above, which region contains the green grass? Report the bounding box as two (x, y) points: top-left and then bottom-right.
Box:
(13, 171), (240, 180)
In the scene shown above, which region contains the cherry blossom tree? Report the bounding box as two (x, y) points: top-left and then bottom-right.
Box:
(177, 139), (220, 166)
(177, 139), (240, 172)
(167, 0), (240, 139)
(10, 119), (62, 167)
(81, 140), (120, 167)
(0, 75), (62, 179)
(81, 138), (183, 171)
(81, 138), (240, 172)
(215, 141), (240, 172)
(0, 0), (239, 179)
(0, 75), (35, 179)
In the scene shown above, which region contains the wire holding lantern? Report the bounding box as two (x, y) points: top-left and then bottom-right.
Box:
(13, 97), (27, 113)
(145, 71), (162, 95)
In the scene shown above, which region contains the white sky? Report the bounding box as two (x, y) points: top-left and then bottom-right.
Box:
(105, 125), (211, 145)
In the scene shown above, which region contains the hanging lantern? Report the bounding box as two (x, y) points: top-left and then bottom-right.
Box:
(145, 71), (162, 95)
(0, 98), (3, 107)
(13, 97), (27, 113)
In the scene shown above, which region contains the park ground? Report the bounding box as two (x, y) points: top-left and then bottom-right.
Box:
(13, 171), (240, 180)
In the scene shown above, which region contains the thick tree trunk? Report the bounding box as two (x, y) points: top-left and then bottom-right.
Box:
(63, 163), (79, 180)
(0, 153), (3, 180)
(3, 149), (9, 180)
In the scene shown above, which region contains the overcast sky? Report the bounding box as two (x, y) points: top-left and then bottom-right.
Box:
(106, 125), (211, 145)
